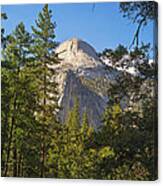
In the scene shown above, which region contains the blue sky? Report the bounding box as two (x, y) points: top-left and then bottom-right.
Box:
(2, 2), (154, 53)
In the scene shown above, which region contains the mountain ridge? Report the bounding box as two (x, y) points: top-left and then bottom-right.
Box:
(53, 38), (154, 127)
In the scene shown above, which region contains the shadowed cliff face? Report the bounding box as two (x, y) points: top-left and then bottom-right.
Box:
(59, 71), (107, 127)
(52, 38), (154, 127)
(54, 38), (121, 127)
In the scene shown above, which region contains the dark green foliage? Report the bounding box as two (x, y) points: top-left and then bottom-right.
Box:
(1, 4), (157, 180)
(31, 4), (59, 177)
(47, 99), (115, 179)
(1, 12), (8, 48)
(1, 4), (59, 178)
(113, 44), (128, 61)
(96, 66), (157, 180)
(1, 22), (38, 177)
(120, 1), (158, 48)
(130, 43), (150, 59)
(120, 2), (157, 24)
(100, 44), (128, 62)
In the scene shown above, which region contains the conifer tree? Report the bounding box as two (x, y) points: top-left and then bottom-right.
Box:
(98, 73), (156, 180)
(1, 22), (34, 177)
(47, 99), (83, 178)
(47, 99), (115, 179)
(1, 12), (8, 48)
(31, 4), (59, 177)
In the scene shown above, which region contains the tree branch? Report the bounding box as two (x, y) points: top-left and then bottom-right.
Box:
(129, 18), (146, 49)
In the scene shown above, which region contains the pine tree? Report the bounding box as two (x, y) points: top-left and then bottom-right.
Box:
(47, 99), (83, 178)
(31, 4), (59, 177)
(47, 99), (115, 179)
(1, 12), (8, 48)
(1, 22), (34, 177)
(98, 73), (156, 180)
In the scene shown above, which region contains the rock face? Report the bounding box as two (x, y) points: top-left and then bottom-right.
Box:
(51, 38), (155, 127)
(55, 38), (101, 68)
(53, 38), (120, 127)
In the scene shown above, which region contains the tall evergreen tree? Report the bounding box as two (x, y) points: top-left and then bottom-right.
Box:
(98, 72), (156, 180)
(31, 4), (59, 177)
(1, 12), (8, 48)
(1, 22), (35, 177)
(47, 99), (115, 179)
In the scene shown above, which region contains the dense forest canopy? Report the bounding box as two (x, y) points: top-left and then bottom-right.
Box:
(1, 2), (157, 180)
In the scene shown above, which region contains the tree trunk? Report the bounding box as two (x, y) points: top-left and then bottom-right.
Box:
(3, 93), (17, 177)
(1, 103), (9, 172)
(13, 139), (17, 177)
(40, 62), (47, 178)
(17, 152), (22, 177)
(40, 142), (45, 177)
